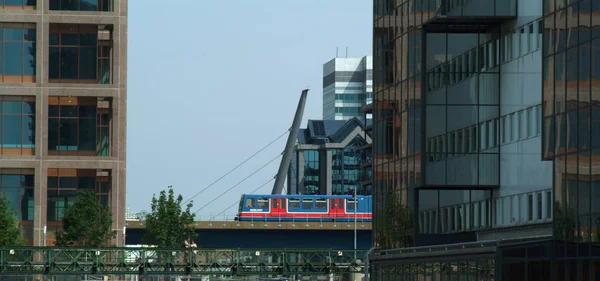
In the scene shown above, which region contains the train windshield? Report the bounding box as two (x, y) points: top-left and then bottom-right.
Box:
(238, 195), (244, 213)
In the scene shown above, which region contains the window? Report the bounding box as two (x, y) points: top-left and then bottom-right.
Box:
(257, 198), (268, 209)
(302, 198), (313, 209)
(245, 198), (254, 208)
(0, 169), (33, 221)
(47, 168), (110, 222)
(49, 24), (112, 84)
(49, 0), (111, 11)
(527, 194), (533, 221)
(537, 192), (543, 220)
(289, 198), (300, 209)
(527, 107), (535, 137)
(0, 24), (36, 83)
(0, 96), (35, 156)
(347, 199), (357, 211)
(48, 96), (112, 156)
(315, 199), (327, 209)
(1, 0), (35, 9)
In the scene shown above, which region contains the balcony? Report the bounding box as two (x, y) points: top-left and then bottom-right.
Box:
(424, 0), (516, 28)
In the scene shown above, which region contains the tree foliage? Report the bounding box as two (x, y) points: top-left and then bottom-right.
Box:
(143, 186), (197, 248)
(0, 195), (24, 246)
(55, 190), (116, 247)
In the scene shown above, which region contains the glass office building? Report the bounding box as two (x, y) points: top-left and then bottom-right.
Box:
(323, 56), (373, 122)
(288, 118), (372, 196)
(370, 0), (600, 280)
(0, 1), (127, 246)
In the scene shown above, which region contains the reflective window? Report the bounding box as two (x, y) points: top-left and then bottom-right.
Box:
(49, 0), (111, 11)
(49, 24), (111, 84)
(48, 96), (111, 156)
(0, 24), (36, 83)
(0, 96), (35, 155)
(46, 168), (110, 222)
(1, 0), (35, 9)
(0, 170), (33, 221)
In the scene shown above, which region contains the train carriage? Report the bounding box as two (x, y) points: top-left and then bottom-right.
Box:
(237, 194), (372, 222)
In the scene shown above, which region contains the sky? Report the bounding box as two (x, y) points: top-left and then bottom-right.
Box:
(127, 0), (373, 218)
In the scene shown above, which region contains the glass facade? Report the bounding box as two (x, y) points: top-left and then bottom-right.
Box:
(302, 150), (320, 195)
(0, 0), (35, 9)
(50, 0), (111, 11)
(48, 96), (111, 156)
(332, 136), (368, 195)
(0, 96), (35, 155)
(0, 24), (36, 83)
(49, 24), (111, 84)
(542, 0), (600, 278)
(0, 169), (33, 221)
(46, 168), (110, 223)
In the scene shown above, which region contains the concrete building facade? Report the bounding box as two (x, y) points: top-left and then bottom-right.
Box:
(0, 0), (127, 246)
(371, 0), (600, 279)
(323, 56), (373, 121)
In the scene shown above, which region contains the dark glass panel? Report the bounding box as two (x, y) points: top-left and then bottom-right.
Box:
(47, 177), (58, 189)
(1, 175), (21, 187)
(48, 105), (58, 117)
(21, 188), (33, 221)
(3, 115), (21, 148)
(60, 47), (78, 79)
(4, 42), (23, 75)
(79, 46), (96, 79)
(49, 0), (59, 10)
(23, 29), (35, 42)
(60, 0), (78, 11)
(58, 119), (77, 150)
(59, 105), (77, 117)
(101, 0), (110, 11)
(49, 33), (59, 46)
(555, 52), (566, 114)
(48, 119), (58, 151)
(77, 177), (94, 189)
(5, 0), (23, 6)
(61, 33), (79, 46)
(49, 47), (59, 79)
(80, 0), (98, 11)
(566, 47), (578, 82)
(591, 106), (600, 148)
(58, 176), (76, 189)
(579, 43), (591, 107)
(78, 105), (95, 118)
(568, 6), (579, 49)
(579, 107), (591, 150)
(78, 118), (95, 151)
(23, 102), (34, 115)
(79, 33), (97, 46)
(4, 101), (22, 114)
(23, 42), (35, 76)
(22, 175), (33, 187)
(22, 115), (34, 148)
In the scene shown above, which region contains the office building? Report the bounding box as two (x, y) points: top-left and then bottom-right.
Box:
(0, 0), (127, 246)
(288, 118), (372, 196)
(370, 0), (600, 279)
(323, 56), (373, 121)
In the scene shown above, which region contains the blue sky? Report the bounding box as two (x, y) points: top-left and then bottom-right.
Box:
(127, 0), (372, 218)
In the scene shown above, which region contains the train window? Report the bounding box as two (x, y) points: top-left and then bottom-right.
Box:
(257, 198), (269, 209)
(245, 198), (255, 208)
(272, 199), (278, 208)
(302, 199), (313, 209)
(347, 199), (357, 211)
(315, 199), (327, 209)
(289, 199), (300, 209)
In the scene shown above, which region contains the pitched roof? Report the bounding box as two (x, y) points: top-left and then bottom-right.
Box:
(297, 117), (368, 145)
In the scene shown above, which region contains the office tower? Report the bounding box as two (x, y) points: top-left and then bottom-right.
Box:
(288, 118), (372, 196)
(370, 0), (600, 279)
(0, 0), (127, 246)
(323, 56), (373, 121)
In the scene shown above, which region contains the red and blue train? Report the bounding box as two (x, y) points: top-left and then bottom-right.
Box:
(236, 194), (372, 222)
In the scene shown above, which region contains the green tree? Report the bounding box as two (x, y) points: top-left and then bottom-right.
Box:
(143, 186), (197, 248)
(55, 190), (116, 247)
(374, 192), (414, 249)
(0, 195), (24, 246)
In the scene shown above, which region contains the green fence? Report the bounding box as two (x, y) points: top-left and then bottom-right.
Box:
(0, 247), (367, 276)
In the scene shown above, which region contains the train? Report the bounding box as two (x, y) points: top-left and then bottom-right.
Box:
(236, 194), (372, 222)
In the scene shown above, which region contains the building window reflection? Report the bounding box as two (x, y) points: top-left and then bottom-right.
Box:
(49, 0), (111, 12)
(49, 24), (112, 84)
(46, 168), (110, 223)
(0, 96), (35, 156)
(0, 169), (33, 221)
(0, 24), (36, 83)
(303, 150), (319, 195)
(48, 96), (111, 156)
(1, 0), (35, 10)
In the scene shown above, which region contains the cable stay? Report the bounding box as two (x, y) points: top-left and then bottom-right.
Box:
(209, 177), (275, 221)
(193, 154), (282, 214)
(183, 130), (288, 205)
